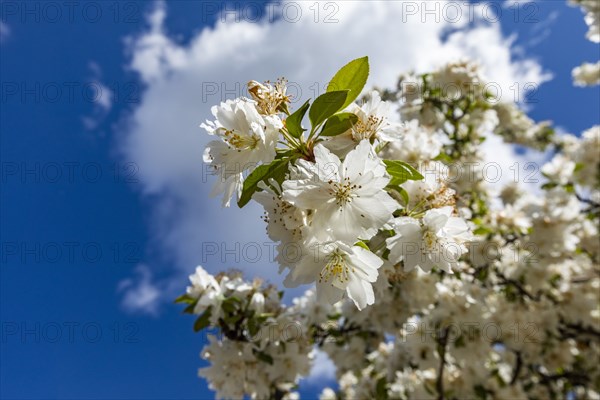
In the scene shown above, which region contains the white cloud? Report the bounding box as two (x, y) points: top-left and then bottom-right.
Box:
(0, 21), (10, 43)
(504, 0), (536, 7)
(117, 264), (162, 315)
(82, 61), (113, 132)
(480, 133), (548, 198)
(527, 10), (560, 48)
(304, 349), (336, 385)
(116, 0), (551, 311)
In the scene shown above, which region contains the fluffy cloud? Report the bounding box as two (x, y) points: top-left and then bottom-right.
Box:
(117, 264), (161, 316)
(117, 0), (551, 313)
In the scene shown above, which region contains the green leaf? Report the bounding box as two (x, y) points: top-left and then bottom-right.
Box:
(541, 182), (558, 190)
(309, 90), (348, 129)
(252, 349), (274, 365)
(193, 308), (212, 332)
(221, 297), (240, 313)
(386, 185), (409, 205)
(182, 303), (196, 314)
(247, 318), (259, 337)
(473, 226), (493, 236)
(434, 152), (452, 163)
(275, 150), (294, 160)
(375, 377), (389, 400)
(354, 241), (370, 251)
(224, 313), (242, 325)
(474, 385), (489, 400)
(398, 186), (409, 205)
(256, 312), (274, 322)
(327, 56), (369, 109)
(549, 273), (562, 288)
(475, 267), (489, 282)
(319, 112), (358, 137)
(238, 159), (289, 208)
(565, 182), (575, 193)
(286, 100), (310, 138)
(174, 294), (197, 304)
(383, 160), (424, 186)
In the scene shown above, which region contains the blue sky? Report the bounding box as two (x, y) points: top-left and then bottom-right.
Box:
(0, 1), (598, 399)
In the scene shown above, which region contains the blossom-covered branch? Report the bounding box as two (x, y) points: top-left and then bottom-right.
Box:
(176, 5), (599, 398)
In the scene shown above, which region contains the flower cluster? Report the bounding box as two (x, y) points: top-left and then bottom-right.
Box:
(571, 0), (600, 86)
(178, 5), (599, 398)
(311, 57), (599, 399)
(571, 0), (600, 43)
(573, 61), (600, 86)
(201, 57), (473, 311)
(177, 266), (312, 400)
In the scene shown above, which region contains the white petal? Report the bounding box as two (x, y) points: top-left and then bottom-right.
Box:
(283, 254), (322, 287)
(342, 140), (371, 180)
(348, 246), (382, 282)
(313, 144), (342, 181)
(423, 207), (452, 233)
(316, 281), (345, 305)
(282, 180), (333, 210)
(346, 274), (374, 310)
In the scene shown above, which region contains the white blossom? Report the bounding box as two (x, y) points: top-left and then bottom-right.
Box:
(284, 241), (382, 310)
(201, 98), (282, 206)
(573, 61), (600, 86)
(325, 91), (398, 156)
(386, 207), (472, 273)
(379, 119), (444, 163)
(282, 140), (398, 243)
(187, 265), (222, 315)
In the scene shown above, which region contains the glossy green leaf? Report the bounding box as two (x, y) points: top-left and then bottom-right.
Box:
(354, 241), (370, 251)
(238, 159), (289, 208)
(193, 308), (212, 332)
(286, 100), (310, 138)
(386, 184), (409, 205)
(174, 294), (196, 304)
(319, 112), (358, 137)
(326, 56), (369, 109)
(383, 160), (424, 186)
(309, 90), (348, 129)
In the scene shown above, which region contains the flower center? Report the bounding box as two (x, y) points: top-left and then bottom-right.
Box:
(423, 229), (438, 253)
(222, 129), (259, 150)
(319, 251), (353, 285)
(328, 177), (358, 207)
(248, 78), (291, 115)
(352, 115), (384, 141)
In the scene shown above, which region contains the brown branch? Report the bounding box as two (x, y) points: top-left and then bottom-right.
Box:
(495, 271), (543, 302)
(436, 327), (450, 400)
(510, 351), (523, 385)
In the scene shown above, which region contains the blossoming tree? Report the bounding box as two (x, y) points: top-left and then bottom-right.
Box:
(177, 2), (599, 398)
